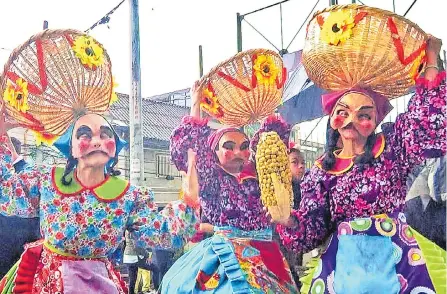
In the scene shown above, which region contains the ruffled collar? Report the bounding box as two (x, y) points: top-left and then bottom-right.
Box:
(52, 166), (130, 202)
(315, 133), (385, 175)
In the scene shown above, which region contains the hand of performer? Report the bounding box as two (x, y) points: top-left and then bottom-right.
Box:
(425, 34), (442, 81)
(265, 174), (297, 228)
(199, 223), (214, 233)
(0, 102), (18, 136)
(190, 80), (201, 118)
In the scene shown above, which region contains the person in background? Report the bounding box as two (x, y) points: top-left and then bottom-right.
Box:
(124, 230), (153, 294)
(0, 135), (41, 278)
(274, 143), (306, 288)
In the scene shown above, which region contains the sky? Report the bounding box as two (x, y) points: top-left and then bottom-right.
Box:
(0, 0), (445, 145)
(1, 0), (445, 98)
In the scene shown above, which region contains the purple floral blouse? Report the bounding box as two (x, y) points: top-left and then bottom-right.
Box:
(170, 115), (290, 231)
(277, 72), (446, 253)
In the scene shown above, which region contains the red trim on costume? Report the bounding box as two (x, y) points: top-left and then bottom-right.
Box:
(6, 71), (43, 96)
(387, 17), (427, 66)
(354, 11), (368, 24)
(415, 71), (446, 90)
(10, 240), (44, 293)
(35, 39), (48, 92)
(217, 71), (251, 92)
(315, 133), (386, 175)
(276, 67), (287, 89)
(251, 53), (258, 88)
(249, 240), (291, 284)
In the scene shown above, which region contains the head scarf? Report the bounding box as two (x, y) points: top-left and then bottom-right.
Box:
(321, 88), (393, 125)
(53, 114), (127, 168)
(207, 127), (245, 151)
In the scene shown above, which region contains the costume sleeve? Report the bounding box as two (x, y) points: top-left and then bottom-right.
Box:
(276, 167), (332, 253)
(170, 116), (219, 198)
(250, 114), (290, 156)
(387, 72), (446, 168)
(128, 186), (199, 250)
(0, 135), (45, 218)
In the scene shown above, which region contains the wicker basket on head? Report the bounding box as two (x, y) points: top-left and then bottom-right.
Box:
(198, 49), (286, 127)
(303, 4), (428, 98)
(0, 29), (113, 137)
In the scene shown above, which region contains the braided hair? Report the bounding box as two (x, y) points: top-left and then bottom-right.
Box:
(322, 120), (376, 171)
(61, 155), (78, 185)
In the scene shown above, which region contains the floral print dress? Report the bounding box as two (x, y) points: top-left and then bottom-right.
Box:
(277, 73), (447, 294)
(0, 136), (199, 294)
(162, 115), (299, 293)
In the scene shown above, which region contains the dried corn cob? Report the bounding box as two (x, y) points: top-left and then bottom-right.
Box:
(255, 131), (293, 207)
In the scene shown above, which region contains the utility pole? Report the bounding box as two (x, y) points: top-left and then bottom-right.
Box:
(129, 0), (144, 185)
(236, 13), (243, 52)
(199, 45), (204, 78)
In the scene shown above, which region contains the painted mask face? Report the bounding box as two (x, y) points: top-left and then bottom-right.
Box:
(330, 92), (377, 141)
(288, 150), (305, 181)
(215, 131), (250, 173)
(71, 114), (116, 167)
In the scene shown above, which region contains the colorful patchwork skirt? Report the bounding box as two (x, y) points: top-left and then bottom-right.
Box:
(301, 213), (446, 294)
(161, 227), (299, 293)
(0, 240), (127, 294)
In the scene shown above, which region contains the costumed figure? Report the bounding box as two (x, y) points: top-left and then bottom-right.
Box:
(0, 29), (199, 294)
(162, 49), (299, 293)
(268, 5), (446, 294)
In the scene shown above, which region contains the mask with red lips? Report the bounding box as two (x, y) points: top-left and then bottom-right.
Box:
(71, 114), (117, 168)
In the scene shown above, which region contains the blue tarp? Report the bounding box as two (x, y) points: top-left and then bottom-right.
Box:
(278, 84), (326, 125)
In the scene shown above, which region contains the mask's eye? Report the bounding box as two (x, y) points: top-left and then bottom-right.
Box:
(222, 142), (235, 151)
(336, 109), (349, 117)
(358, 113), (372, 120)
(240, 141), (249, 151)
(76, 126), (92, 139)
(100, 126), (114, 139)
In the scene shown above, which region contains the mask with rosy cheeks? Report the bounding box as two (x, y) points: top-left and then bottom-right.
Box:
(215, 131), (250, 174)
(330, 92), (378, 140)
(70, 114), (117, 167)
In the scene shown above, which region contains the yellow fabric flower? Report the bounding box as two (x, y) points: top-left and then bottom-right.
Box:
(110, 77), (119, 105)
(72, 36), (104, 69)
(409, 50), (426, 81)
(3, 78), (30, 113)
(32, 131), (58, 146)
(320, 10), (355, 45)
(253, 54), (279, 86)
(200, 88), (223, 117)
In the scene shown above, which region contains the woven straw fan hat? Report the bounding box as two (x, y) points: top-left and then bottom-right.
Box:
(303, 4), (428, 98)
(0, 29), (114, 141)
(197, 49), (287, 128)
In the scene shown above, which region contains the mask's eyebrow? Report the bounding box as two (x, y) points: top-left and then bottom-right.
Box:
(100, 125), (114, 136)
(358, 105), (374, 111)
(75, 125), (92, 139)
(337, 102), (350, 109)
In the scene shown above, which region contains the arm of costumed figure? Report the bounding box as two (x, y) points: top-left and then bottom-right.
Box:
(126, 185), (200, 250)
(249, 114), (291, 158)
(0, 134), (48, 218)
(384, 36), (446, 170)
(275, 167), (333, 253)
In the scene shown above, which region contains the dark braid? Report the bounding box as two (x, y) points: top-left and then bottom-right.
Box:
(107, 155), (121, 176)
(354, 133), (377, 172)
(61, 156), (78, 186)
(322, 121), (340, 171)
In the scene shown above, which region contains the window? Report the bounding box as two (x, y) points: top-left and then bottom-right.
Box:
(156, 154), (181, 178)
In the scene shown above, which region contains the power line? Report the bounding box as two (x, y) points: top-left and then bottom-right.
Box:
(85, 0), (126, 32)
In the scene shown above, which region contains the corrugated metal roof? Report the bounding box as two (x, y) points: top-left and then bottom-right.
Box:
(109, 93), (189, 143)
